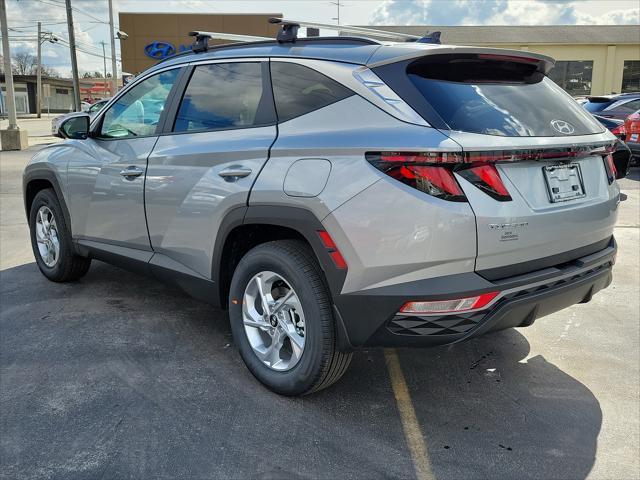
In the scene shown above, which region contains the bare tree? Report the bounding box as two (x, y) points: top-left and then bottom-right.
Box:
(12, 52), (38, 75)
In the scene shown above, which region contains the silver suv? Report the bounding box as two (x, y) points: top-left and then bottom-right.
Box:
(24, 27), (621, 395)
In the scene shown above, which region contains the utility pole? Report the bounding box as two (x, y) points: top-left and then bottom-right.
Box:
(108, 0), (117, 96)
(36, 21), (42, 118)
(1, 0), (28, 150)
(64, 0), (81, 111)
(0, 0), (17, 129)
(100, 41), (107, 97)
(330, 0), (342, 25)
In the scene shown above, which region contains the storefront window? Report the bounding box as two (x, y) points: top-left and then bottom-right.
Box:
(622, 61), (640, 93)
(548, 60), (593, 96)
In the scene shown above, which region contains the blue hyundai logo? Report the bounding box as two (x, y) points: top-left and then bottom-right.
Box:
(144, 42), (176, 60)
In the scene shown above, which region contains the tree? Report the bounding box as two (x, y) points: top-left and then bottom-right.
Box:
(12, 52), (37, 75)
(41, 65), (60, 78)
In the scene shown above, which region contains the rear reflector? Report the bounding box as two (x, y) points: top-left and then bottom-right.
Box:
(399, 291), (499, 314)
(317, 230), (347, 270)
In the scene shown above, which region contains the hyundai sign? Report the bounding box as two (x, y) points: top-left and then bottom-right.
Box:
(144, 41), (192, 60)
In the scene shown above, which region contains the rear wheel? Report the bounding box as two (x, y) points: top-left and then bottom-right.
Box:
(29, 189), (91, 282)
(229, 240), (352, 395)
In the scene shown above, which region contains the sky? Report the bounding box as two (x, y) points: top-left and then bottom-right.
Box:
(3, 0), (640, 77)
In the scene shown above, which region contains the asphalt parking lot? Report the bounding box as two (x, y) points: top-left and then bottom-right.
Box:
(1, 137), (639, 479)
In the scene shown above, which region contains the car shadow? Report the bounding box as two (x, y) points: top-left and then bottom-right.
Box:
(387, 332), (601, 479)
(0, 261), (601, 480)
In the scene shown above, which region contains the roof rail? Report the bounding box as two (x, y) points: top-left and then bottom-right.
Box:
(189, 30), (272, 52)
(269, 18), (421, 43)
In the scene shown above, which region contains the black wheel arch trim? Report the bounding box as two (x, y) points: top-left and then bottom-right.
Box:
(211, 205), (351, 350)
(23, 167), (73, 240)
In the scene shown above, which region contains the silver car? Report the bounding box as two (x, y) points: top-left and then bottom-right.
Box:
(24, 31), (621, 395)
(51, 99), (110, 137)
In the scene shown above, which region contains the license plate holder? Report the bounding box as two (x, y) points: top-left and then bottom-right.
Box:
(542, 163), (586, 203)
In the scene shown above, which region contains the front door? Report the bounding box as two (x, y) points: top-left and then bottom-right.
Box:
(66, 67), (182, 251)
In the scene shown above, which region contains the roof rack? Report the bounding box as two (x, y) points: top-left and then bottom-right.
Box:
(189, 31), (272, 53)
(269, 18), (422, 43)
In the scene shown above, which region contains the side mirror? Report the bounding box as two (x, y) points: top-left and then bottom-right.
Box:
(60, 114), (90, 140)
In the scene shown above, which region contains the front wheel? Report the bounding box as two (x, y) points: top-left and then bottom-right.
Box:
(229, 240), (352, 395)
(29, 188), (91, 282)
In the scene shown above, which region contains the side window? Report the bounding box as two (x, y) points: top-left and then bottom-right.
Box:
(620, 99), (640, 113)
(173, 62), (270, 132)
(270, 62), (353, 122)
(100, 69), (179, 138)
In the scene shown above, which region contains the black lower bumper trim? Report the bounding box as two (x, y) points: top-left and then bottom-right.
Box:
(334, 241), (615, 349)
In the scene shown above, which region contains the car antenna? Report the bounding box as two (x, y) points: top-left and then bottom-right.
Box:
(269, 17), (422, 43)
(188, 31), (273, 53)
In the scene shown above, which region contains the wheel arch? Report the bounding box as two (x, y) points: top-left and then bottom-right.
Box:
(23, 168), (73, 236)
(213, 205), (352, 350)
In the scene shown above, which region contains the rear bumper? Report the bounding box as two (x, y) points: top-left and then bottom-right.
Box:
(333, 237), (615, 349)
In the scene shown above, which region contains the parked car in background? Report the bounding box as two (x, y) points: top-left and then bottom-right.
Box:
(592, 115), (632, 176)
(25, 31), (622, 395)
(624, 110), (640, 165)
(594, 115), (626, 140)
(581, 92), (640, 120)
(52, 99), (110, 137)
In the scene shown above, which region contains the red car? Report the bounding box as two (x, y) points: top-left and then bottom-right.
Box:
(624, 110), (640, 165)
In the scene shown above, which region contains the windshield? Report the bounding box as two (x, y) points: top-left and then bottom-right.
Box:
(406, 55), (604, 137)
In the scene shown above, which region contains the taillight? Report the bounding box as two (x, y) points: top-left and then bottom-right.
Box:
(399, 291), (499, 314)
(367, 153), (466, 202)
(603, 154), (617, 184)
(611, 124), (625, 137)
(367, 144), (616, 202)
(457, 165), (512, 201)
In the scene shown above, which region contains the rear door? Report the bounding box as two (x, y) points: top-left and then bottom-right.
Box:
(374, 52), (619, 279)
(145, 60), (277, 278)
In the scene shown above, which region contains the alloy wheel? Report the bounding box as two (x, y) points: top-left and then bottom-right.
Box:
(242, 271), (306, 371)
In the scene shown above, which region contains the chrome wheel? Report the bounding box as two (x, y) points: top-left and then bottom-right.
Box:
(35, 206), (60, 268)
(242, 271), (306, 371)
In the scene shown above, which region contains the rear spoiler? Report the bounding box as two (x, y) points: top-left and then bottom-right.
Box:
(367, 45), (555, 74)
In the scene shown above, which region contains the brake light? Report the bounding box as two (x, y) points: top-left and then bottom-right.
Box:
(603, 154), (617, 184)
(317, 230), (347, 270)
(611, 124), (626, 137)
(368, 153), (466, 202)
(457, 165), (512, 201)
(400, 291), (499, 314)
(367, 145), (616, 202)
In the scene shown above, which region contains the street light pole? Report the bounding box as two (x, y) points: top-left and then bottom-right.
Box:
(64, 0), (81, 111)
(108, 0), (117, 96)
(100, 41), (107, 97)
(0, 0), (18, 129)
(36, 21), (42, 118)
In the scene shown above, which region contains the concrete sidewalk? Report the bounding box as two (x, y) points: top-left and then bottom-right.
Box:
(0, 116), (62, 148)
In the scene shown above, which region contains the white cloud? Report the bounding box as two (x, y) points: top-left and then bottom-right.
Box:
(370, 0), (640, 25)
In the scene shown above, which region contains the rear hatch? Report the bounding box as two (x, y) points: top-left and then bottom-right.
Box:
(372, 51), (619, 280)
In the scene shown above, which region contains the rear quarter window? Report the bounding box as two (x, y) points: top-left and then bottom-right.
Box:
(270, 62), (353, 122)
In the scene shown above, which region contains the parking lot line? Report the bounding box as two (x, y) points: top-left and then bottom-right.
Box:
(384, 348), (434, 480)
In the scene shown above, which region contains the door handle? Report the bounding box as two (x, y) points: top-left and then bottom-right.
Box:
(218, 167), (252, 180)
(120, 166), (144, 179)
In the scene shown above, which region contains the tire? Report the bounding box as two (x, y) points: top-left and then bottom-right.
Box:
(29, 188), (91, 282)
(229, 240), (352, 395)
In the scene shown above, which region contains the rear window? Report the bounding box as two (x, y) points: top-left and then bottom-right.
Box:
(405, 55), (604, 137)
(583, 98), (615, 113)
